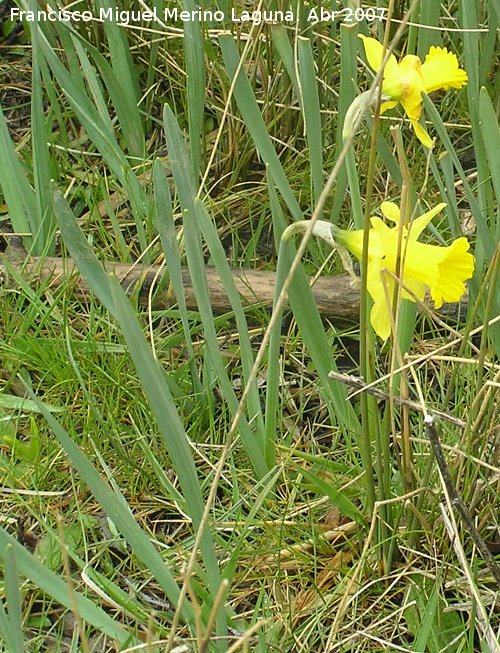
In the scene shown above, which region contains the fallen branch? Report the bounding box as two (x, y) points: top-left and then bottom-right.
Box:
(0, 251), (359, 320)
(0, 250), (467, 322)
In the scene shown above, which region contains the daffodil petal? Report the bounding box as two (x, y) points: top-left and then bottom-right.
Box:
(370, 215), (392, 236)
(400, 277), (426, 302)
(421, 46), (468, 93)
(401, 92), (423, 121)
(380, 201), (400, 223)
(370, 294), (393, 340)
(358, 35), (399, 77)
(364, 257), (392, 339)
(380, 99), (398, 114)
(334, 225), (386, 261)
(401, 242), (440, 287)
(410, 119), (434, 148)
(407, 202), (447, 240)
(366, 257), (385, 300)
(401, 237), (474, 306)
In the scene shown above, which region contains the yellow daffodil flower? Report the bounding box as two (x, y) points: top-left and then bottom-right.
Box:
(358, 35), (468, 147)
(332, 202), (475, 340)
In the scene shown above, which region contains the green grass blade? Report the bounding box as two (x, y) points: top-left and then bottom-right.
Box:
(219, 33), (303, 222)
(3, 545), (24, 653)
(423, 96), (495, 259)
(479, 1), (498, 86)
(478, 87), (500, 351)
(51, 188), (116, 310)
(0, 599), (23, 653)
(32, 28), (131, 184)
(70, 35), (116, 136)
(408, 576), (466, 653)
(163, 105), (269, 478)
(107, 281), (225, 597)
(194, 199), (265, 439)
(288, 462), (364, 525)
(415, 0), (442, 58)
(51, 186), (224, 631)
(0, 107), (36, 250)
(153, 160), (202, 394)
(331, 24), (359, 225)
(30, 43), (55, 254)
(271, 29), (324, 205)
(436, 153), (462, 238)
(479, 87), (500, 239)
(182, 0), (205, 177)
(263, 209), (287, 463)
(51, 185), (222, 590)
(297, 36), (323, 204)
(0, 528), (132, 646)
(0, 394), (63, 413)
(92, 0), (144, 157)
(268, 173), (360, 433)
(71, 33), (145, 159)
(28, 395), (193, 621)
(271, 25), (299, 90)
(458, 0), (494, 250)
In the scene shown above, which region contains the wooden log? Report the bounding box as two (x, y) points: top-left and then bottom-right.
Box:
(0, 252), (466, 321)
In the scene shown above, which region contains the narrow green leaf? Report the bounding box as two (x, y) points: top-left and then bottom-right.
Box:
(479, 1), (498, 86)
(407, 575), (466, 653)
(479, 87), (500, 236)
(416, 1), (442, 58)
(271, 25), (298, 90)
(93, 0), (144, 156)
(72, 32), (145, 158)
(423, 96), (495, 259)
(268, 173), (360, 433)
(153, 160), (202, 395)
(0, 107), (36, 249)
(0, 394), (63, 413)
(331, 24), (360, 225)
(33, 28), (131, 184)
(182, 0), (205, 177)
(31, 42), (55, 254)
(0, 528), (132, 646)
(219, 33), (303, 222)
(52, 187), (116, 310)
(52, 186), (222, 626)
(297, 36), (323, 204)
(29, 390), (192, 624)
(195, 200), (265, 433)
(289, 462), (364, 525)
(0, 598), (23, 653)
(3, 545), (24, 653)
(163, 105), (269, 479)
(458, 0), (494, 256)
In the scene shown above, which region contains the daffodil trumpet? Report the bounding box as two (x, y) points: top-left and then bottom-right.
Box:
(355, 35), (468, 147)
(283, 203), (475, 340)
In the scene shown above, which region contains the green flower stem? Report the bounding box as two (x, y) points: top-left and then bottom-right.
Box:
(357, 141), (378, 518)
(391, 127), (415, 496)
(342, 89), (396, 232)
(357, 0), (397, 566)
